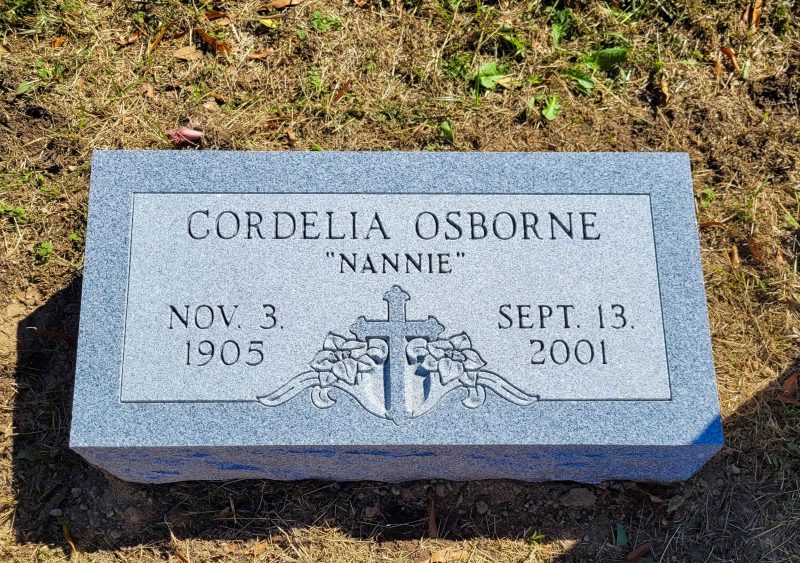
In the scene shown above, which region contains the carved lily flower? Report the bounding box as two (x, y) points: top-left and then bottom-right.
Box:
(407, 333), (486, 384)
(310, 333), (388, 386)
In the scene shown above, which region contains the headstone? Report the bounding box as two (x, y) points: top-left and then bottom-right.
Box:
(71, 151), (723, 483)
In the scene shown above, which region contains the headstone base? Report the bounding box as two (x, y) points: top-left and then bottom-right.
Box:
(74, 444), (720, 484)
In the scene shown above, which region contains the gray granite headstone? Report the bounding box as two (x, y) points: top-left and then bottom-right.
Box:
(70, 151), (723, 483)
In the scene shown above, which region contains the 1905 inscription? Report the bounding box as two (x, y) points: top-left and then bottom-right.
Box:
(168, 303), (278, 366)
(120, 193), (669, 404)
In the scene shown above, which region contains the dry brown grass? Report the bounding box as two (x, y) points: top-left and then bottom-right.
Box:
(1, 0), (799, 561)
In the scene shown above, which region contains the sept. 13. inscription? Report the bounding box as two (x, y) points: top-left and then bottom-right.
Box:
(121, 193), (669, 403)
(166, 301), (634, 369)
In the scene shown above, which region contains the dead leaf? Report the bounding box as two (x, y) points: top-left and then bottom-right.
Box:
(285, 128), (297, 147)
(202, 93), (225, 112)
(332, 80), (351, 104)
(625, 543), (653, 563)
(148, 22), (170, 54)
(141, 83), (155, 98)
(721, 47), (741, 72)
(259, 0), (305, 10)
(782, 371), (798, 396)
(205, 10), (229, 20)
(0, 43), (9, 56)
(778, 369), (800, 405)
(428, 549), (470, 563)
(53, 35), (67, 48)
(205, 11), (232, 25)
(206, 91), (228, 103)
(253, 540), (269, 555)
(172, 547), (189, 563)
(260, 116), (291, 129)
(259, 18), (280, 30)
(657, 79), (671, 107)
(354, 0), (369, 6)
(195, 27), (232, 55)
(62, 524), (76, 555)
(699, 221), (725, 229)
(221, 541), (237, 553)
(496, 75), (517, 89)
(167, 127), (204, 144)
(427, 488), (438, 539)
(743, 0), (763, 31)
(173, 45), (203, 61)
(730, 244), (741, 269)
(28, 326), (77, 347)
(747, 235), (764, 263)
(248, 48), (274, 59)
(628, 484), (665, 503)
(710, 57), (722, 78)
(166, 527), (189, 563)
(116, 30), (143, 47)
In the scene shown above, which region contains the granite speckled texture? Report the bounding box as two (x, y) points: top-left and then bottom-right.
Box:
(71, 151), (723, 483)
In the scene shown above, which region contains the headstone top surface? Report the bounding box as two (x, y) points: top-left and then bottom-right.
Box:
(71, 151), (721, 483)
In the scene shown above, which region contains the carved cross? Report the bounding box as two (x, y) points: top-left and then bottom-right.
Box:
(351, 286), (444, 422)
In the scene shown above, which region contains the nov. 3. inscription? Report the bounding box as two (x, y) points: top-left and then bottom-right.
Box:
(168, 304), (280, 366)
(166, 301), (635, 368)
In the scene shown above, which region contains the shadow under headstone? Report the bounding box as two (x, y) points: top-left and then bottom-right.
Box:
(9, 278), (798, 561)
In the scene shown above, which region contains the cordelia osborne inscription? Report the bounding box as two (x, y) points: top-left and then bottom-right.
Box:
(185, 208), (601, 275)
(70, 151), (723, 483)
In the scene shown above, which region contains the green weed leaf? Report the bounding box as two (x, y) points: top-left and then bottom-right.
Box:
(475, 61), (508, 91)
(563, 67), (595, 94)
(0, 201), (28, 222)
(438, 119), (454, 143)
(16, 81), (33, 95)
(498, 26), (527, 59)
(541, 95), (560, 121)
(35, 241), (53, 261)
(547, 7), (573, 48)
(309, 11), (341, 33)
(444, 53), (471, 81)
(700, 187), (716, 209)
(592, 46), (630, 71)
(615, 522), (628, 546)
(17, 445), (56, 462)
(529, 530), (546, 546)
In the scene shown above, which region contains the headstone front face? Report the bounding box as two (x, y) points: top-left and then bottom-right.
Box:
(71, 151), (723, 483)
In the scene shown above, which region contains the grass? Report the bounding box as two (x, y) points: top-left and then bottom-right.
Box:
(0, 0), (799, 561)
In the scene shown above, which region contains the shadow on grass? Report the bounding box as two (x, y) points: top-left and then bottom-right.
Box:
(10, 277), (799, 561)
